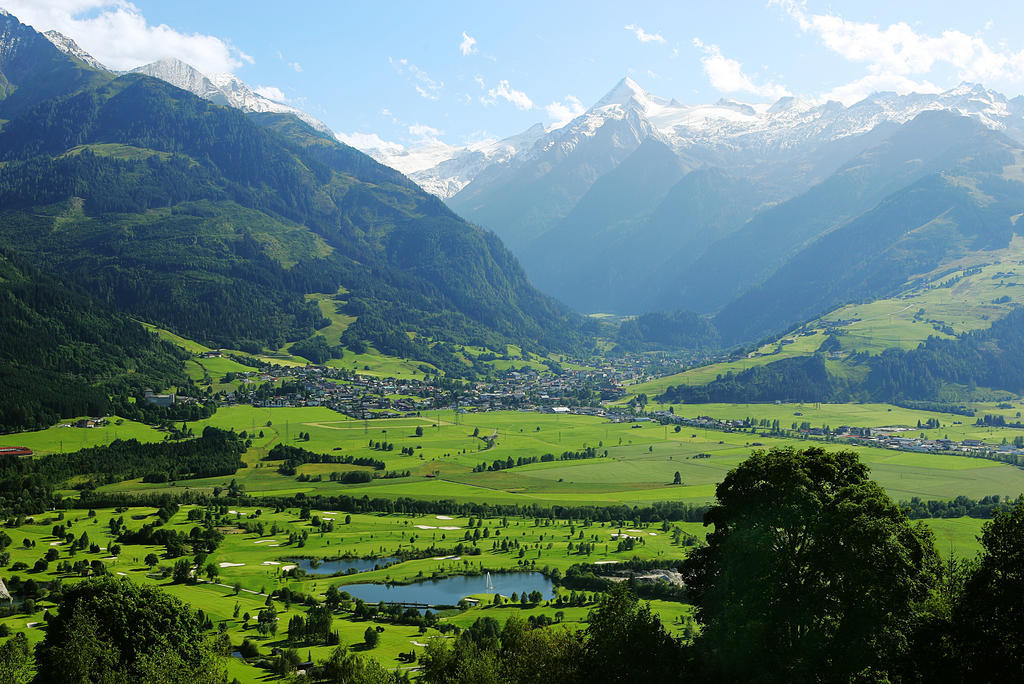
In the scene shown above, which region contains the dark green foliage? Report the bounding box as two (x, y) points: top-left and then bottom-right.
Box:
(953, 496), (1024, 678)
(682, 446), (937, 681)
(34, 575), (224, 683)
(0, 427), (244, 515)
(582, 585), (687, 683)
(662, 355), (842, 404)
(615, 310), (720, 351)
(0, 631), (32, 684)
(289, 335), (338, 364)
(420, 591), (684, 684)
(0, 249), (187, 432)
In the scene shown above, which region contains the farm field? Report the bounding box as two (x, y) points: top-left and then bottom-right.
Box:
(52, 406), (1024, 508)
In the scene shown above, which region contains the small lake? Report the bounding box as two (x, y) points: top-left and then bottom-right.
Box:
(292, 556), (402, 575)
(341, 572), (555, 606)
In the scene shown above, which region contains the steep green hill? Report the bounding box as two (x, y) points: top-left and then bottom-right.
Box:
(0, 15), (587, 374)
(0, 249), (187, 432)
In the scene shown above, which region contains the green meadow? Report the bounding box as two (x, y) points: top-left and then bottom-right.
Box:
(57, 407), (1024, 507)
(3, 404), (1018, 681)
(0, 505), (703, 681)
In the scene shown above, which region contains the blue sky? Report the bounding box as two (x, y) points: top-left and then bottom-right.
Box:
(10, 1), (1024, 148)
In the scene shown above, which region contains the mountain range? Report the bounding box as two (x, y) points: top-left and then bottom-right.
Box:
(354, 77), (1024, 349)
(10, 5), (1024, 374)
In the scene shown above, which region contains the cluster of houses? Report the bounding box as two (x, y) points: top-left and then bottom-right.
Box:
(217, 359), (639, 419)
(646, 409), (1022, 461)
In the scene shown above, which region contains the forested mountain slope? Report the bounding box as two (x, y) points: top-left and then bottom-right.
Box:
(0, 14), (587, 372)
(0, 249), (187, 432)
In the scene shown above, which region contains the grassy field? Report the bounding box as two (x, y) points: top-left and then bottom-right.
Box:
(47, 407), (1020, 508)
(0, 416), (165, 456)
(626, 241), (1024, 400)
(2, 403), (1016, 681)
(0, 505), (703, 681)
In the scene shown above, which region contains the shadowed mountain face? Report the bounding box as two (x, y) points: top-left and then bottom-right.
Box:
(420, 78), (1024, 348)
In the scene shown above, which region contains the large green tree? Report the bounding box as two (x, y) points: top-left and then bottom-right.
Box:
(954, 496), (1024, 678)
(682, 446), (938, 681)
(34, 575), (225, 683)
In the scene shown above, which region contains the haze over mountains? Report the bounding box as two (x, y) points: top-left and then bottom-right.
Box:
(359, 77), (1024, 350)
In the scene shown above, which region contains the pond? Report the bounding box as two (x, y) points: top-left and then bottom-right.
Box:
(341, 572), (555, 606)
(292, 556), (402, 575)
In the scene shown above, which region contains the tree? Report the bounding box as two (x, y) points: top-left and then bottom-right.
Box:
(364, 626), (380, 648)
(144, 553), (159, 569)
(257, 608), (278, 637)
(582, 585), (684, 683)
(172, 558), (192, 583)
(673, 471), (682, 485)
(682, 446), (937, 682)
(34, 576), (224, 683)
(306, 604), (334, 644)
(321, 645), (394, 683)
(0, 632), (32, 684)
(288, 614), (306, 644)
(415, 426), (424, 437)
(954, 495), (1024, 678)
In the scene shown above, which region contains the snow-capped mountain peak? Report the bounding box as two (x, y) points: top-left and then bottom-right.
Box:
(43, 30), (108, 71)
(132, 57), (225, 104)
(131, 58), (332, 134)
(593, 76), (665, 110)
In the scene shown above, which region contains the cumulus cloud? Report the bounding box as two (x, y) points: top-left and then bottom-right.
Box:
(409, 123), (443, 139)
(4, 0), (251, 73)
(389, 57), (443, 100)
(693, 38), (791, 99)
(459, 31), (477, 56)
(254, 85), (287, 102)
(481, 79), (534, 110)
(336, 131), (404, 153)
(545, 95), (585, 129)
(624, 23), (665, 44)
(774, 0), (1024, 103)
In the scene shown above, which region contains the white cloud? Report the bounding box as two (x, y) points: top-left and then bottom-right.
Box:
(336, 131), (404, 153)
(459, 31), (477, 56)
(774, 0), (1024, 103)
(288, 61), (302, 73)
(545, 95), (585, 129)
(4, 0), (250, 73)
(820, 73), (942, 106)
(481, 79), (533, 110)
(409, 123), (443, 139)
(624, 23), (665, 44)
(254, 85), (287, 102)
(389, 57), (443, 100)
(693, 38), (791, 99)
